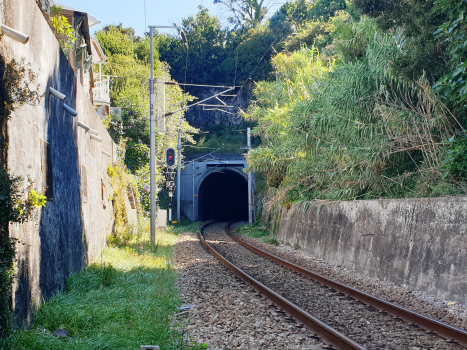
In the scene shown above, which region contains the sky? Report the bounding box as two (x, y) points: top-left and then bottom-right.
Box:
(56, 0), (285, 37)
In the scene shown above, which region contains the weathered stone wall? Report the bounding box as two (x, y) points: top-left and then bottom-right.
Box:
(268, 197), (467, 304)
(2, 0), (117, 325)
(185, 86), (252, 129)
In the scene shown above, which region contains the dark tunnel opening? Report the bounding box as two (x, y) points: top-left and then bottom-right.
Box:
(198, 169), (248, 221)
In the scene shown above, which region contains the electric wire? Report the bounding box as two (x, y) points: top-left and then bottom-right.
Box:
(184, 145), (222, 149)
(194, 1), (306, 126)
(172, 2), (304, 136)
(166, 82), (240, 88)
(235, 0), (307, 112)
(182, 149), (222, 165)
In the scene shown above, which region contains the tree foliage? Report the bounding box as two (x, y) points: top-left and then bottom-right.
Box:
(147, 0), (467, 205)
(433, 0), (467, 116)
(307, 0), (347, 21)
(213, 0), (276, 28)
(247, 19), (463, 205)
(158, 6), (292, 86)
(96, 25), (197, 213)
(352, 0), (450, 83)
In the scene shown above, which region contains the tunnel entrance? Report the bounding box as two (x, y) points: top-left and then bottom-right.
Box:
(198, 169), (248, 221)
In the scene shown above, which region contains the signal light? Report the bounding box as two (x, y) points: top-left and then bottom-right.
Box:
(166, 148), (175, 166)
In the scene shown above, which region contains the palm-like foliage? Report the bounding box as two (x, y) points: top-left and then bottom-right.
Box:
(248, 19), (462, 205)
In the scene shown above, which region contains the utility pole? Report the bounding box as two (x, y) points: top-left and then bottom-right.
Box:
(148, 25), (187, 244)
(149, 27), (156, 244)
(177, 129), (181, 222)
(247, 127), (253, 225)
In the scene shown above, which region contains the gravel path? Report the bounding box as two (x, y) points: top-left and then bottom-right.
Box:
(174, 230), (324, 350)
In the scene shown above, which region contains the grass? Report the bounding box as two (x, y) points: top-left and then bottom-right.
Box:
(235, 224), (270, 239)
(1, 229), (201, 350)
(235, 224), (280, 245)
(236, 224), (279, 245)
(262, 237), (279, 245)
(172, 220), (203, 235)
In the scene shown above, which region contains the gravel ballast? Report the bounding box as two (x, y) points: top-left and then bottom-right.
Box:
(174, 223), (467, 349)
(230, 224), (467, 332)
(174, 231), (323, 349)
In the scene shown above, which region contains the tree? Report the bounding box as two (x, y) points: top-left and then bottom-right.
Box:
(158, 6), (290, 87)
(96, 25), (197, 212)
(307, 0), (347, 21)
(248, 20), (462, 204)
(277, 0), (312, 26)
(352, 0), (450, 83)
(433, 0), (467, 117)
(157, 6), (227, 85)
(213, 0), (280, 28)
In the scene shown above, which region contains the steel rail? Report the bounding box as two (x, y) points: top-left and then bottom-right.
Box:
(199, 222), (367, 350)
(226, 223), (467, 347)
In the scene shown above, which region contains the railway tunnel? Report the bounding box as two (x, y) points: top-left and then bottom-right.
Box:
(178, 153), (252, 222)
(198, 169), (248, 221)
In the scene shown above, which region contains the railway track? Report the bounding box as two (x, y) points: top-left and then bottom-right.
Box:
(199, 221), (467, 350)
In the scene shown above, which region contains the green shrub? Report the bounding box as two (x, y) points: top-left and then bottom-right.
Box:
(28, 189), (47, 208)
(441, 132), (467, 179)
(50, 6), (76, 53)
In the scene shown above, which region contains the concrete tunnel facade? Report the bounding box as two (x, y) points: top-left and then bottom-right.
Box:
(177, 154), (253, 222)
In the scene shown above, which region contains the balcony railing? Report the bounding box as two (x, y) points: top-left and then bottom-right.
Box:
(93, 74), (111, 105)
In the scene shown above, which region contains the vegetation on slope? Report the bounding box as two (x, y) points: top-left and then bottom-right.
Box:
(96, 25), (197, 212)
(243, 1), (467, 205)
(1, 229), (204, 349)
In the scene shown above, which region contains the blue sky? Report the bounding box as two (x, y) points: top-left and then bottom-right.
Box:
(57, 0), (284, 37)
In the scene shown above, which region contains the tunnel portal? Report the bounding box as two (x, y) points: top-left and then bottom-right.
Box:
(198, 169), (248, 221)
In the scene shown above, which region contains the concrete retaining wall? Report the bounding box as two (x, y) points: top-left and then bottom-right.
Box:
(269, 197), (467, 304)
(2, 0), (117, 325)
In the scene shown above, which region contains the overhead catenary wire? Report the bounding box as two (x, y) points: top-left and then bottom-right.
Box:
(182, 148), (221, 165)
(169, 2), (305, 130)
(185, 1), (306, 126)
(164, 87), (234, 117)
(165, 82), (241, 89)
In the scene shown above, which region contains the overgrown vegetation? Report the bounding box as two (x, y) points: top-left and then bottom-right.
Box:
(97, 25), (197, 215)
(50, 6), (76, 53)
(28, 189), (47, 208)
(235, 224), (269, 238)
(0, 230), (203, 349)
(0, 57), (41, 123)
(107, 160), (142, 245)
(157, 5), (291, 87)
(432, 0), (467, 118)
(154, 0), (467, 206)
(240, 1), (467, 205)
(183, 124), (260, 154)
